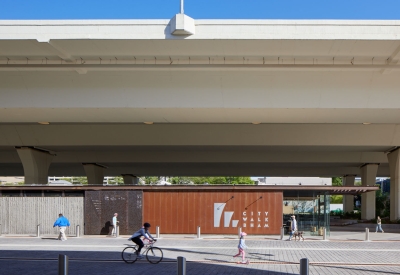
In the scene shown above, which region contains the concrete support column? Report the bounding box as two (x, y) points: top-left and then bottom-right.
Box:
(121, 174), (139, 185)
(343, 175), (356, 213)
(16, 147), (54, 185)
(83, 163), (106, 185)
(360, 164), (378, 220)
(387, 148), (400, 221)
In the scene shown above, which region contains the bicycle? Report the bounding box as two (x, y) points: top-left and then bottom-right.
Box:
(122, 240), (163, 264)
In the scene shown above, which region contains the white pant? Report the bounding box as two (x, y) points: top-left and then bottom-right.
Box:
(58, 226), (67, 241)
(111, 225), (117, 236)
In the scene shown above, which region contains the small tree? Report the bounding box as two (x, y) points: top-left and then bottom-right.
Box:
(169, 177), (193, 184)
(111, 176), (124, 185)
(331, 177), (343, 203)
(332, 177), (343, 186)
(141, 176), (159, 185)
(376, 189), (390, 218)
(71, 177), (88, 185)
(330, 195), (343, 204)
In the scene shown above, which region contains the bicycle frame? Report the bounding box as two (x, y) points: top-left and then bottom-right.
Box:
(141, 241), (155, 254)
(122, 240), (163, 264)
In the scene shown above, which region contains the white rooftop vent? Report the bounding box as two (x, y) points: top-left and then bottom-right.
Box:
(170, 1), (195, 35)
(170, 14), (195, 35)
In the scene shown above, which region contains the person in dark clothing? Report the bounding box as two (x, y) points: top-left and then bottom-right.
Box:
(128, 222), (156, 258)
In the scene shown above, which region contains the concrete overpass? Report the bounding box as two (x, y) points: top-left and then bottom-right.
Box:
(1, 17), (400, 219)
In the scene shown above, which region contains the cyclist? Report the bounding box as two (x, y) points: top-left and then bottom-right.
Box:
(128, 222), (156, 258)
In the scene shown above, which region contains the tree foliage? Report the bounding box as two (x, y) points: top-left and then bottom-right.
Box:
(109, 176), (124, 185)
(142, 176), (160, 185)
(60, 177), (88, 185)
(140, 176), (254, 185)
(73, 177), (88, 185)
(376, 189), (390, 217)
(355, 180), (362, 186)
(55, 176), (255, 185)
(330, 177), (343, 203)
(330, 195), (343, 204)
(332, 177), (343, 186)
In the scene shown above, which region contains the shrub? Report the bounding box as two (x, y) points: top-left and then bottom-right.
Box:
(341, 211), (361, 220)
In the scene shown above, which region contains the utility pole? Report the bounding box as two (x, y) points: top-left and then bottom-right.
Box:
(180, 0), (184, 14)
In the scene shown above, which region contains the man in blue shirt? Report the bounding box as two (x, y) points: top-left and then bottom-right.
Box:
(53, 213), (70, 241)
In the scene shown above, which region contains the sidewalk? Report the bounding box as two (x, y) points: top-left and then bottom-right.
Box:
(1, 230), (400, 275)
(331, 222), (400, 233)
(3, 228), (400, 242)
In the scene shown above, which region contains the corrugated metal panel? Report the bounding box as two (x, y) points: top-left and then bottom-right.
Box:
(143, 191), (283, 235)
(0, 197), (84, 235)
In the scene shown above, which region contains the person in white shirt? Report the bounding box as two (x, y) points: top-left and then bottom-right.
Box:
(288, 215), (297, 241)
(111, 213), (118, 236)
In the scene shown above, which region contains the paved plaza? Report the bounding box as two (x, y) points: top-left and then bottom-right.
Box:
(1, 230), (400, 275)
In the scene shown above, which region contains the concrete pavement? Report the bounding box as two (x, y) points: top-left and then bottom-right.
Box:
(1, 232), (400, 275)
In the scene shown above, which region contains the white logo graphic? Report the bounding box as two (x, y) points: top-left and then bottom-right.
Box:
(214, 203), (270, 228)
(214, 203), (239, 228)
(242, 211), (269, 228)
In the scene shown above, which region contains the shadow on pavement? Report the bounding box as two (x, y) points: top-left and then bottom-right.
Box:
(162, 247), (232, 257)
(248, 252), (275, 259)
(315, 264), (400, 275)
(0, 250), (297, 275)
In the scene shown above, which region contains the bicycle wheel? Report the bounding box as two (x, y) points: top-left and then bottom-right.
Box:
(146, 247), (163, 264)
(122, 246), (138, 263)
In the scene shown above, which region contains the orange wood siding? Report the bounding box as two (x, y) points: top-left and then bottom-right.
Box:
(143, 191), (282, 235)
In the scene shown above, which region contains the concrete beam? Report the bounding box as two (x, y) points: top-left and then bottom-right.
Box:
(381, 44), (400, 74)
(0, 124), (400, 147)
(360, 164), (378, 220)
(2, 161), (389, 177)
(121, 174), (139, 185)
(1, 63), (400, 72)
(83, 163), (106, 185)
(36, 40), (74, 62)
(0, 147), (389, 165)
(1, 20), (400, 40)
(343, 175), (356, 213)
(388, 148), (400, 221)
(16, 147), (54, 184)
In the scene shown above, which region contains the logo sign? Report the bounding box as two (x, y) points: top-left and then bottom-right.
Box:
(214, 203), (269, 228)
(242, 211), (269, 228)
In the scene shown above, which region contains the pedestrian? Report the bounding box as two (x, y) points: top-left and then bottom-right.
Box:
(232, 232), (249, 264)
(376, 216), (384, 233)
(288, 215), (297, 241)
(111, 213), (118, 236)
(53, 213), (70, 241)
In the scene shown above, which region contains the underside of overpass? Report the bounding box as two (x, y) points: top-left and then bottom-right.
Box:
(0, 136), (395, 177)
(1, 19), (400, 179)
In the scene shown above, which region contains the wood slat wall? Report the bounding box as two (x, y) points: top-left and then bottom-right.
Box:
(143, 191), (282, 235)
(0, 197), (84, 235)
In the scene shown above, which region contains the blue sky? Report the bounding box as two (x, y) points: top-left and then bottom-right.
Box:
(1, 0), (400, 20)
